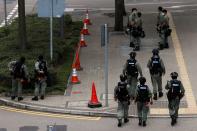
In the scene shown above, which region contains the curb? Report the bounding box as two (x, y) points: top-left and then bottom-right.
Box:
(0, 98), (117, 117)
(1, 98), (197, 118)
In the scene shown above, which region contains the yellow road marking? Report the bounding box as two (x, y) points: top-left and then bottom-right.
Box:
(0, 106), (101, 121)
(150, 12), (197, 115)
(168, 12), (197, 108)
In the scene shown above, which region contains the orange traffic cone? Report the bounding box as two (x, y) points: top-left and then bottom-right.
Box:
(79, 33), (87, 47)
(88, 82), (102, 108)
(74, 51), (83, 71)
(70, 66), (80, 84)
(81, 23), (90, 35)
(83, 9), (92, 25)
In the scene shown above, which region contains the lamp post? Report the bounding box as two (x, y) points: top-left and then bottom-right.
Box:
(4, 0), (7, 26)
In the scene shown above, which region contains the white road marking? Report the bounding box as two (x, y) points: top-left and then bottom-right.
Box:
(150, 12), (197, 115)
(167, 4), (197, 9)
(0, 4), (18, 28)
(125, 1), (184, 6)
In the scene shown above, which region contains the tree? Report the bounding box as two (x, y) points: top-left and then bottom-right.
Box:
(18, 0), (27, 50)
(114, 0), (125, 31)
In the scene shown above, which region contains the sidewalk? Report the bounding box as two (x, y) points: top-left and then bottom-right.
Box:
(0, 10), (189, 117)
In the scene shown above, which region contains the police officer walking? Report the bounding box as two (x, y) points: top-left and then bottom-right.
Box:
(133, 12), (143, 51)
(32, 55), (48, 101)
(147, 48), (165, 100)
(9, 57), (29, 101)
(135, 77), (152, 127)
(158, 9), (170, 50)
(114, 74), (130, 127)
(128, 8), (138, 47)
(123, 52), (143, 100)
(156, 6), (163, 32)
(165, 72), (185, 126)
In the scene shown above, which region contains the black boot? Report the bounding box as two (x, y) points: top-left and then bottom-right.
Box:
(171, 118), (176, 126)
(11, 96), (16, 100)
(124, 118), (129, 123)
(159, 44), (163, 50)
(130, 42), (134, 47)
(118, 119), (122, 127)
(153, 93), (158, 100)
(159, 92), (163, 97)
(138, 119), (142, 126)
(142, 121), (146, 127)
(18, 97), (23, 101)
(40, 95), (45, 100)
(32, 96), (38, 101)
(133, 46), (140, 51)
(164, 42), (169, 48)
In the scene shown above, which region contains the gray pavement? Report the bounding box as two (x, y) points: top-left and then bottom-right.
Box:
(0, 10), (188, 116)
(0, 108), (197, 131)
(1, 0), (197, 125)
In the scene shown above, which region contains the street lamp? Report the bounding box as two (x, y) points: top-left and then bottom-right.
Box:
(4, 0), (7, 26)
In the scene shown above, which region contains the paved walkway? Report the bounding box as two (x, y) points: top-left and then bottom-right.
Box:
(0, 10), (189, 117)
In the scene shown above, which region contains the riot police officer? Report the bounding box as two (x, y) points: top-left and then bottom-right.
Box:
(114, 74), (130, 127)
(158, 9), (170, 50)
(165, 72), (185, 126)
(128, 8), (138, 47)
(32, 55), (48, 101)
(9, 57), (29, 101)
(123, 51), (143, 100)
(135, 77), (152, 127)
(133, 12), (143, 51)
(147, 48), (165, 100)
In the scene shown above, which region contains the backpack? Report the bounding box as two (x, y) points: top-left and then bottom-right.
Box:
(116, 82), (129, 101)
(150, 55), (162, 75)
(13, 62), (25, 79)
(35, 60), (48, 78)
(38, 60), (47, 73)
(167, 80), (181, 100)
(127, 59), (138, 77)
(137, 85), (150, 102)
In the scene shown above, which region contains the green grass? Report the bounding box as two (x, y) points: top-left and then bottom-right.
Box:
(0, 14), (83, 94)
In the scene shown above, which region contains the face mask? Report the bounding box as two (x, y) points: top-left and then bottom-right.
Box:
(162, 13), (165, 16)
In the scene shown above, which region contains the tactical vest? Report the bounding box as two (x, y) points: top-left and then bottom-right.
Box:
(150, 55), (162, 75)
(137, 84), (150, 102)
(13, 62), (25, 79)
(169, 80), (181, 97)
(127, 59), (138, 77)
(36, 60), (47, 78)
(116, 82), (129, 102)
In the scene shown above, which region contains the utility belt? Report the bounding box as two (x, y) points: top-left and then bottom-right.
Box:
(167, 92), (183, 101)
(35, 73), (47, 81)
(136, 96), (150, 103)
(150, 69), (162, 76)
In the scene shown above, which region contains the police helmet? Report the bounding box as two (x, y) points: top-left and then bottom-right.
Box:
(170, 72), (178, 79)
(137, 12), (142, 17)
(120, 74), (126, 82)
(139, 77), (146, 84)
(152, 48), (159, 55)
(162, 9), (167, 14)
(158, 6), (163, 11)
(38, 55), (44, 61)
(129, 51), (136, 58)
(132, 8), (137, 12)
(20, 57), (25, 64)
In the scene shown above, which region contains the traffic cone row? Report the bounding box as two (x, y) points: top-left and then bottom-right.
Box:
(70, 9), (102, 108)
(88, 82), (102, 108)
(81, 9), (91, 35)
(79, 33), (87, 47)
(81, 23), (90, 35)
(70, 66), (80, 84)
(83, 9), (92, 25)
(74, 48), (83, 71)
